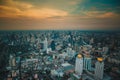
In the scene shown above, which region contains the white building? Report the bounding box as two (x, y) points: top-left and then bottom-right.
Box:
(44, 37), (48, 51)
(67, 47), (72, 55)
(9, 54), (16, 67)
(75, 54), (83, 75)
(94, 58), (104, 80)
(102, 47), (109, 54)
(47, 48), (52, 54)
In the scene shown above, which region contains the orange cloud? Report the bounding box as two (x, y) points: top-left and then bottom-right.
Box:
(0, 5), (21, 18)
(83, 11), (120, 18)
(69, 1), (77, 5)
(1, 0), (33, 9)
(98, 12), (120, 18)
(0, 0), (68, 19)
(20, 8), (68, 19)
(84, 11), (103, 18)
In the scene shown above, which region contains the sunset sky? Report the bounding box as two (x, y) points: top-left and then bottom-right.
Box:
(0, 0), (120, 30)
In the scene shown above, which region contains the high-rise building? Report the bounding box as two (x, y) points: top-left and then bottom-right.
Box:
(12, 57), (16, 67)
(75, 54), (83, 75)
(94, 58), (104, 80)
(50, 40), (55, 51)
(83, 55), (92, 71)
(102, 47), (109, 54)
(44, 37), (48, 51)
(9, 54), (16, 67)
(9, 54), (13, 67)
(67, 47), (73, 57)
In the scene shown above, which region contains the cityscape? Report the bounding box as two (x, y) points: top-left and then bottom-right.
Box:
(0, 30), (120, 80)
(0, 0), (120, 80)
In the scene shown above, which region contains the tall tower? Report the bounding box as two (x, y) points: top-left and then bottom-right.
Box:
(9, 54), (16, 67)
(67, 47), (72, 56)
(75, 54), (83, 75)
(94, 58), (104, 80)
(9, 54), (13, 67)
(44, 37), (48, 51)
(83, 55), (92, 71)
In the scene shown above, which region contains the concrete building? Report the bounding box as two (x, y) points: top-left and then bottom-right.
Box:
(94, 58), (104, 80)
(9, 54), (16, 67)
(67, 47), (72, 56)
(9, 54), (13, 67)
(102, 47), (109, 54)
(44, 37), (48, 51)
(75, 54), (83, 75)
(83, 55), (92, 71)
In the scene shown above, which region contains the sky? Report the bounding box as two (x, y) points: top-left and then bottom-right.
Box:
(0, 0), (120, 30)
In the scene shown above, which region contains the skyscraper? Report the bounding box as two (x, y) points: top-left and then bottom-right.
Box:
(9, 54), (13, 67)
(9, 54), (16, 67)
(67, 47), (72, 56)
(50, 40), (55, 51)
(44, 37), (48, 51)
(75, 54), (83, 75)
(83, 55), (92, 71)
(94, 58), (104, 80)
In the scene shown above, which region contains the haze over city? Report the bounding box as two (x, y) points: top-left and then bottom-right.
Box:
(0, 0), (120, 30)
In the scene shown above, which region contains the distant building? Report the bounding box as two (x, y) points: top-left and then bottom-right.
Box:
(44, 37), (48, 51)
(67, 47), (72, 55)
(66, 47), (75, 57)
(9, 54), (16, 67)
(50, 40), (55, 51)
(102, 47), (109, 54)
(47, 48), (52, 54)
(75, 54), (83, 75)
(94, 58), (104, 80)
(9, 55), (13, 67)
(89, 38), (94, 45)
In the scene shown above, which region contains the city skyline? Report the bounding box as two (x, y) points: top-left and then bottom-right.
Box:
(0, 0), (120, 30)
(0, 31), (120, 79)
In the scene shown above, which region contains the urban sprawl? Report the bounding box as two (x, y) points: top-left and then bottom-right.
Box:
(0, 30), (120, 80)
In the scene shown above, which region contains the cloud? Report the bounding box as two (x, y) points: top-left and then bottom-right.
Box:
(78, 11), (120, 19)
(77, 0), (120, 10)
(0, 0), (120, 30)
(0, 5), (21, 18)
(0, 0), (68, 19)
(98, 12), (120, 18)
(68, 0), (81, 5)
(15, 0), (81, 15)
(74, 0), (120, 19)
(20, 8), (68, 19)
(0, 0), (33, 9)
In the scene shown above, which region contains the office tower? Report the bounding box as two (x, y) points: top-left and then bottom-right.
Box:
(47, 48), (52, 54)
(75, 54), (83, 75)
(9, 54), (13, 67)
(50, 40), (55, 51)
(89, 38), (94, 45)
(83, 55), (92, 71)
(67, 47), (72, 56)
(9, 54), (16, 67)
(102, 47), (109, 54)
(12, 57), (16, 67)
(94, 58), (104, 80)
(44, 37), (48, 51)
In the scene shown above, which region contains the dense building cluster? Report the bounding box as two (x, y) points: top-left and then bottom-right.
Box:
(0, 30), (120, 80)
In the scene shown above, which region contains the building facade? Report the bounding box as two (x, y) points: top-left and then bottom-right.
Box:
(83, 56), (92, 71)
(75, 54), (83, 75)
(44, 37), (48, 51)
(94, 58), (104, 80)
